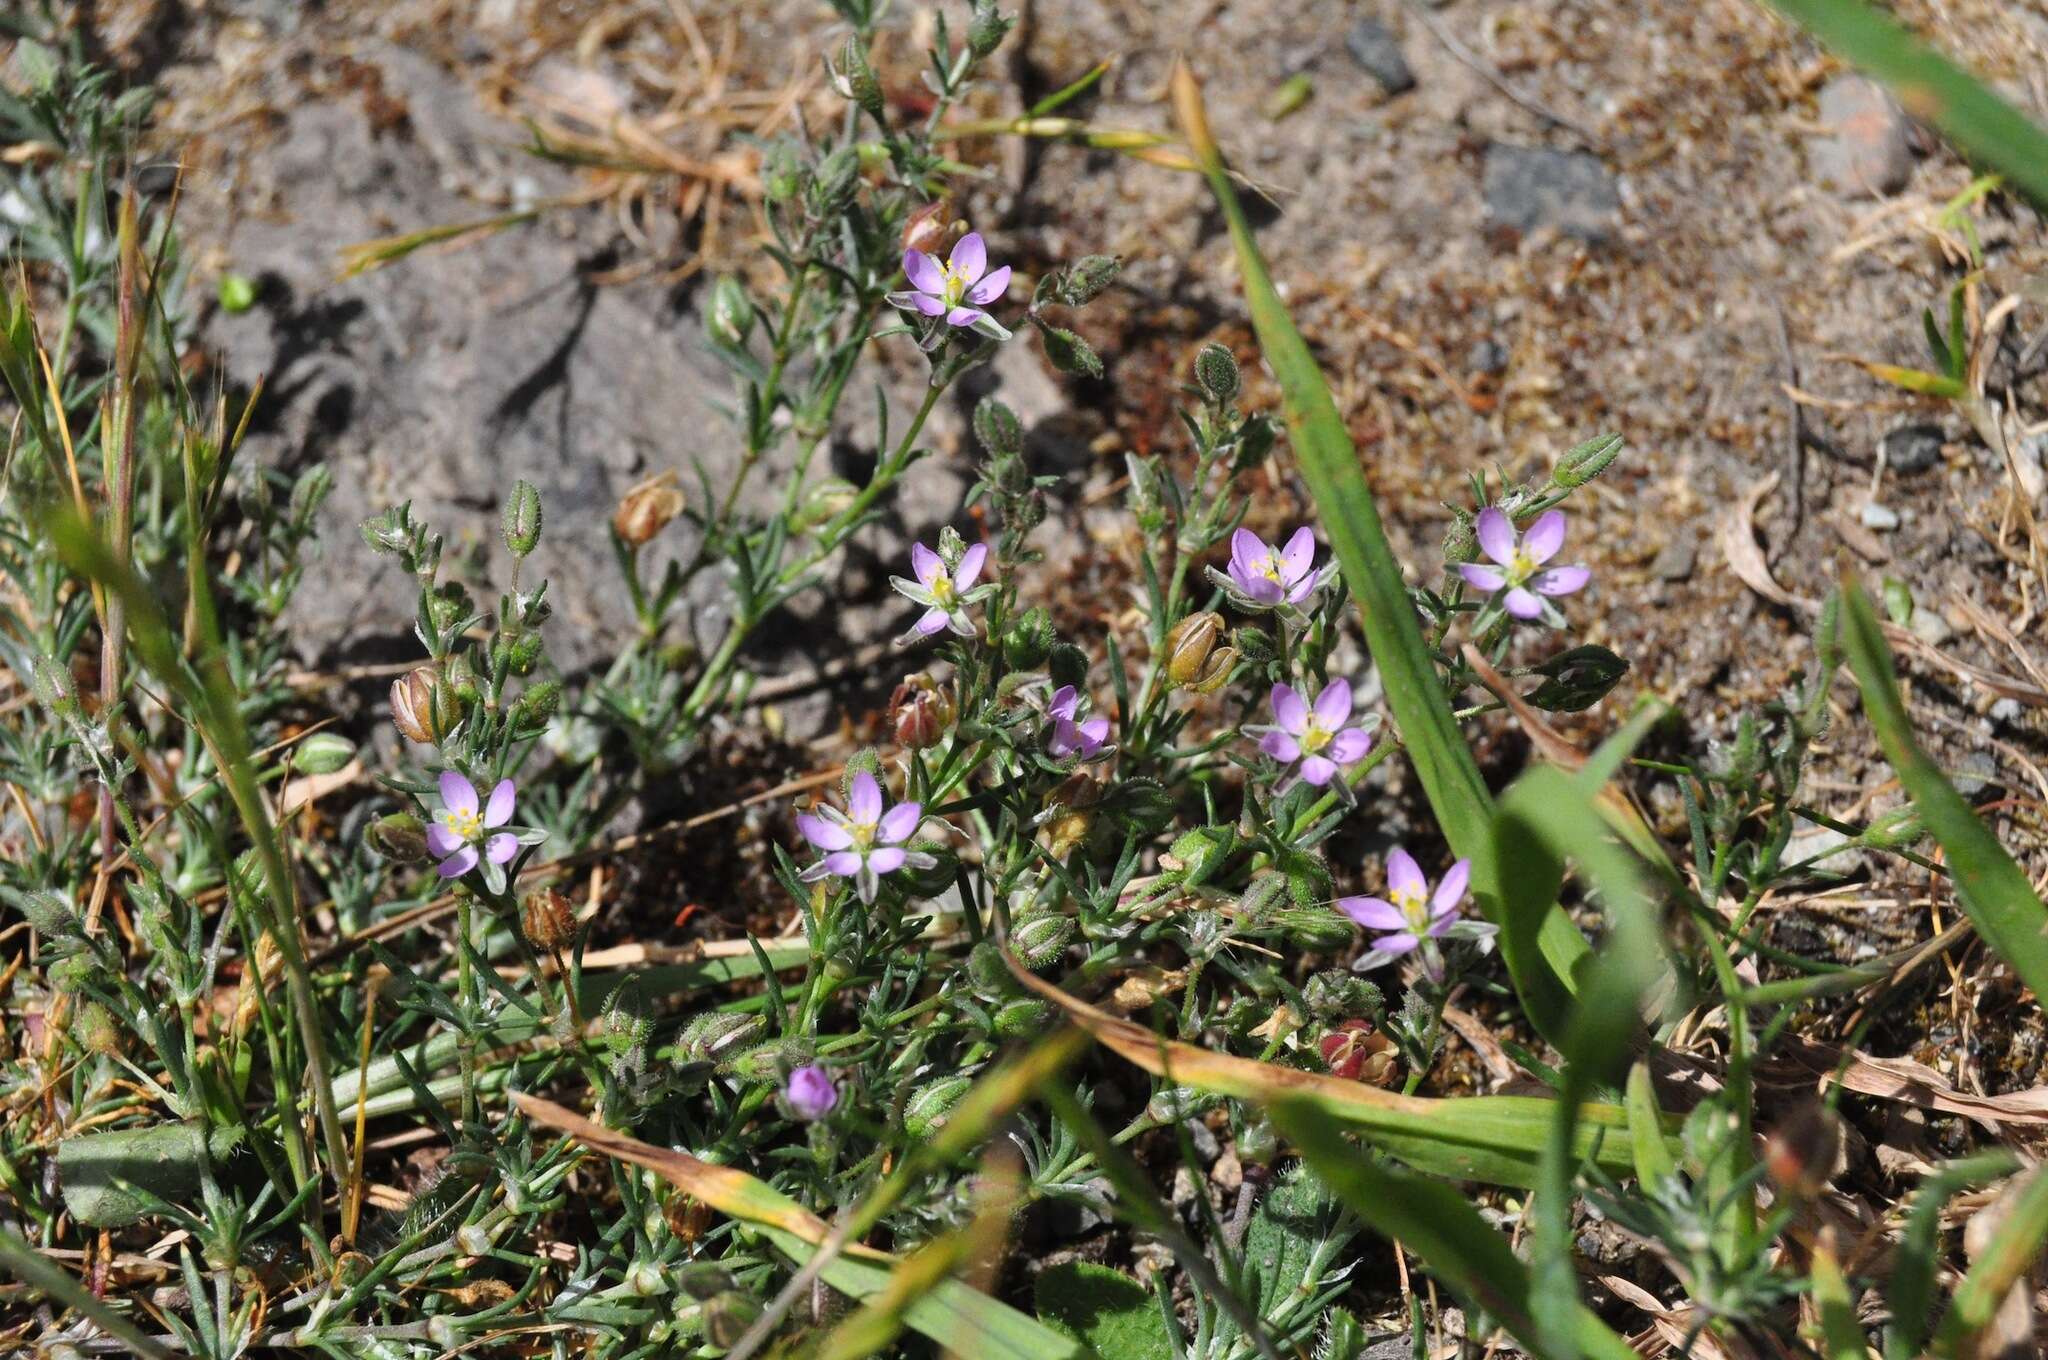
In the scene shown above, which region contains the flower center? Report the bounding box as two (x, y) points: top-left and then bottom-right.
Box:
(1506, 548), (1538, 585)
(1392, 889), (1430, 933)
(1257, 552), (1286, 585)
(928, 569), (957, 606)
(1298, 719), (1334, 755)
(848, 819), (877, 852)
(441, 808), (483, 842)
(940, 265), (970, 307)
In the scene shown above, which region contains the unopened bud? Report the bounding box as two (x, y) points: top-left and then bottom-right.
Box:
(1010, 910), (1074, 969)
(706, 275), (754, 347)
(904, 1075), (973, 1139)
(1003, 607), (1056, 669)
(390, 667), (453, 745)
(502, 479), (543, 558)
(973, 396), (1023, 458)
(966, 0), (1013, 58)
(903, 198), (954, 257)
(1763, 1102), (1841, 1201)
(889, 674), (955, 750)
(703, 1291), (761, 1349)
(832, 35), (884, 122)
(1040, 772), (1102, 859)
(75, 1001), (122, 1056)
(1442, 509), (1478, 566)
(613, 473), (685, 547)
(793, 477), (859, 531)
(1194, 342), (1240, 402)
(1162, 610), (1235, 692)
(366, 813), (431, 863)
(521, 888), (577, 951)
(1056, 254), (1120, 307)
(1551, 432), (1623, 489)
(294, 732), (356, 776)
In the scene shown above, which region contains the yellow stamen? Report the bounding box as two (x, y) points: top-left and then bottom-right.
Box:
(441, 808), (482, 841)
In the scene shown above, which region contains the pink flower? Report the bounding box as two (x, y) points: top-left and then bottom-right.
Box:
(887, 231), (1012, 334)
(1046, 685), (1110, 760)
(891, 540), (992, 640)
(797, 770), (936, 904)
(1458, 508), (1590, 622)
(1339, 848), (1471, 960)
(1222, 527), (1331, 609)
(785, 1064), (838, 1121)
(1247, 679), (1374, 790)
(427, 771), (518, 879)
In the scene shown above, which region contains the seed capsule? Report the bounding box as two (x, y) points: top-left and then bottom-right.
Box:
(520, 888), (577, 951)
(613, 473), (685, 547)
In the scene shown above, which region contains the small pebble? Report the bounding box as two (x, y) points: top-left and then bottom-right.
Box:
(1909, 610), (1954, 647)
(1650, 536), (1696, 582)
(1466, 338), (1508, 375)
(1882, 422), (1945, 474)
(1812, 75), (1915, 197)
(1482, 144), (1621, 244)
(1345, 18), (1415, 95)
(1784, 826), (1868, 880)
(1952, 752), (2000, 800)
(1860, 502), (1900, 531)
(1989, 698), (2021, 725)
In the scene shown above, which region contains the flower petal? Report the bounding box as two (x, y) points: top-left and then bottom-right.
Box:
(1474, 506), (1516, 566)
(427, 823), (463, 857)
(954, 542), (989, 590)
(1534, 564), (1590, 597)
(877, 802), (922, 844)
(1522, 509), (1566, 564)
(439, 770), (478, 817)
(1373, 931), (1421, 956)
(1327, 728), (1373, 763)
(437, 846), (478, 879)
(847, 771), (884, 825)
(484, 779), (516, 828)
(910, 541), (943, 586)
(915, 607), (949, 635)
(909, 291), (948, 316)
(487, 833), (519, 865)
(945, 305), (987, 328)
(1238, 573), (1284, 605)
(867, 846), (908, 875)
(1078, 716), (1110, 748)
(797, 812), (853, 851)
(1313, 677), (1352, 728)
(949, 232), (986, 283)
(1279, 526), (1315, 581)
(1270, 683), (1308, 734)
(822, 850), (863, 878)
(1386, 847), (1426, 901)
(1299, 754), (1338, 786)
(904, 249), (946, 294)
(1229, 527), (1267, 577)
(1459, 563), (1507, 593)
(1047, 685), (1079, 721)
(1258, 730), (1302, 763)
(967, 264), (1010, 305)
(1339, 895), (1407, 930)
(1504, 587), (1543, 619)
(856, 864), (879, 904)
(1432, 859), (1471, 916)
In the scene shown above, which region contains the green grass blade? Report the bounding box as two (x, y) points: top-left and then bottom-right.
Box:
(1270, 1100), (1638, 1360)
(1767, 0), (2048, 208)
(1168, 63), (1584, 1036)
(1933, 1166), (2048, 1357)
(1841, 581), (2048, 1001)
(0, 1226), (173, 1359)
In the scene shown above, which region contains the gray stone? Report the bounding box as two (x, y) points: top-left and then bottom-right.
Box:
(1990, 698), (2022, 725)
(1909, 610), (1954, 647)
(1952, 752), (2000, 800)
(1882, 423), (1946, 474)
(1651, 536), (1696, 581)
(1345, 18), (1415, 96)
(1860, 502), (1901, 531)
(1466, 338), (1508, 374)
(1482, 144), (1621, 244)
(1784, 825), (1868, 879)
(1812, 75), (1914, 197)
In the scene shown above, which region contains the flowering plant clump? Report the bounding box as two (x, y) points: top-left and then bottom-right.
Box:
(797, 770), (936, 904)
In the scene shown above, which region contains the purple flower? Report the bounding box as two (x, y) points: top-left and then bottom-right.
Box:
(427, 771), (518, 879)
(797, 770), (937, 904)
(1247, 679), (1375, 791)
(887, 231), (1012, 336)
(891, 540), (992, 641)
(1339, 848), (1472, 963)
(785, 1063), (838, 1121)
(1221, 527), (1331, 609)
(1458, 508), (1590, 622)
(1046, 685), (1111, 760)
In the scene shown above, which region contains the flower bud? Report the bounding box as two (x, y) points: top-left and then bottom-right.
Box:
(360, 503), (414, 555)
(1302, 969), (1381, 1022)
(832, 35), (885, 122)
(75, 1001), (122, 1056)
(889, 674), (955, 751)
(502, 479), (543, 559)
(613, 473), (685, 547)
(966, 0), (1013, 58)
(1551, 432), (1623, 488)
(1194, 342), (1240, 402)
(390, 667), (451, 745)
(903, 198), (954, 258)
(1056, 253), (1120, 306)
(520, 888), (577, 951)
(1010, 910), (1074, 969)
(792, 476), (859, 531)
(29, 652), (76, 713)
(904, 1075), (973, 1139)
(973, 396), (1023, 458)
(706, 275), (754, 347)
(1002, 607), (1056, 669)
(703, 1291), (762, 1349)
(722, 1037), (814, 1082)
(1763, 1101), (1841, 1201)
(993, 997), (1052, 1038)
(1162, 610), (1236, 693)
(1318, 1018), (1398, 1087)
(366, 813), (431, 863)
(677, 1011), (765, 1065)
(1442, 508), (1478, 565)
(294, 731), (356, 775)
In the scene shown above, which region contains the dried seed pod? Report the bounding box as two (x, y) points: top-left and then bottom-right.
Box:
(390, 667), (451, 745)
(1162, 610), (1236, 692)
(1318, 1019), (1398, 1088)
(889, 673), (955, 751)
(520, 888), (576, 952)
(1763, 1101), (1842, 1201)
(612, 473), (685, 547)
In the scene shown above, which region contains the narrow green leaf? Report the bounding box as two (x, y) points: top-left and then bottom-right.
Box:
(1271, 1100), (1639, 1360)
(1885, 1150), (2018, 1359)
(0, 1226), (172, 1359)
(1624, 1063), (1677, 1189)
(1767, 0), (2048, 208)
(1841, 582), (2048, 1002)
(1809, 1246), (1865, 1360)
(1933, 1167), (2048, 1356)
(1169, 64), (1585, 1036)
